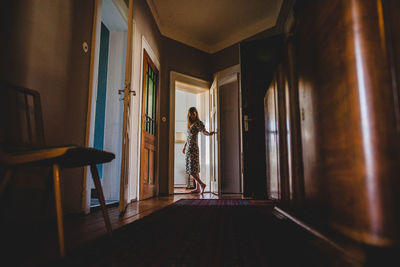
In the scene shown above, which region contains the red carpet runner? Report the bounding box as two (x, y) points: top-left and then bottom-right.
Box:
(52, 199), (326, 266)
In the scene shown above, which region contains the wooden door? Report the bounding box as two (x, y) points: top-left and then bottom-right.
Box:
(209, 77), (220, 195)
(139, 50), (158, 200)
(119, 0), (134, 214)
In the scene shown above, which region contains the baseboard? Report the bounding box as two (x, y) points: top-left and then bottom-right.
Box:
(90, 200), (119, 212)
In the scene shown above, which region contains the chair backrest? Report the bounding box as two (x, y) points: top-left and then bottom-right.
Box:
(0, 82), (45, 152)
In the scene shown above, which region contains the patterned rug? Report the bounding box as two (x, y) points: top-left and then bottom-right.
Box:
(50, 199), (324, 267)
(172, 199), (254, 206)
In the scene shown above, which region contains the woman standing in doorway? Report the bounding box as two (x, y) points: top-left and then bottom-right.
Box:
(182, 107), (216, 194)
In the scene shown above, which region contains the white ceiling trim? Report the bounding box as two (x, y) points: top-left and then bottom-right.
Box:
(161, 24), (214, 53)
(210, 15), (278, 54)
(146, 0), (163, 33)
(146, 0), (282, 54)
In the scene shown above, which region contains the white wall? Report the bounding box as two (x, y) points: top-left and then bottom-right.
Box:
(198, 91), (210, 186)
(128, 23), (140, 201)
(102, 30), (126, 201)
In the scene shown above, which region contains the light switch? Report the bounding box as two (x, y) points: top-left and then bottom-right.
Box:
(82, 42), (89, 53)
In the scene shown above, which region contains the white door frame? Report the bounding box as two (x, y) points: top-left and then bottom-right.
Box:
(209, 76), (219, 195)
(135, 36), (161, 200)
(82, 0), (129, 214)
(168, 72), (210, 194)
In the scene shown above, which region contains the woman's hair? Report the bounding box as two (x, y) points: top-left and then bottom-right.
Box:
(187, 107), (199, 129)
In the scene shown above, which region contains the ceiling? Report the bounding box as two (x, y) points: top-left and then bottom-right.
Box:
(146, 0), (284, 54)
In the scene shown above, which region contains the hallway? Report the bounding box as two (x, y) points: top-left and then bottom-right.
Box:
(1, 0), (400, 266)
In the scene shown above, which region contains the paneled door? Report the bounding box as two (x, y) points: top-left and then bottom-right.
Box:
(119, 0), (134, 214)
(139, 50), (159, 200)
(209, 77), (220, 195)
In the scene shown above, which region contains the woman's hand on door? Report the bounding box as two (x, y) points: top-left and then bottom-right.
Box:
(182, 142), (186, 154)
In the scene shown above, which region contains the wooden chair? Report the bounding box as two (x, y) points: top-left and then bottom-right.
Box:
(0, 82), (114, 257)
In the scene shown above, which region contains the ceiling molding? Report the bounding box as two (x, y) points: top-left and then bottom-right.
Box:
(241, 0), (295, 43)
(146, 0), (162, 31)
(275, 0), (296, 33)
(146, 0), (285, 54)
(161, 24), (214, 53)
(210, 15), (278, 54)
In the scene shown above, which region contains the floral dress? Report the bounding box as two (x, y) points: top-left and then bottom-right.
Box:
(185, 120), (205, 175)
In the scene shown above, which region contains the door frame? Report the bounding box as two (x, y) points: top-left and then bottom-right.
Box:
(82, 0), (129, 214)
(209, 76), (220, 195)
(136, 37), (161, 200)
(168, 71), (210, 194)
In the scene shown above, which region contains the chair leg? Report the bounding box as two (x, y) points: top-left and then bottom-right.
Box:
(52, 164), (65, 257)
(90, 164), (112, 237)
(0, 168), (14, 197)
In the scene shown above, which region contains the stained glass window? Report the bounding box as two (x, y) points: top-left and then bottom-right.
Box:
(145, 63), (157, 135)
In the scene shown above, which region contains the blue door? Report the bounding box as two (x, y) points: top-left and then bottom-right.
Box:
(93, 22), (110, 178)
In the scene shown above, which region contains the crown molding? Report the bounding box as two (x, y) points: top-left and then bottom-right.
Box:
(146, 0), (292, 54)
(146, 0), (162, 31)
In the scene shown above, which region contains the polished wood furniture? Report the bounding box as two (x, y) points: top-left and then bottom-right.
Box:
(0, 82), (114, 257)
(261, 0), (400, 253)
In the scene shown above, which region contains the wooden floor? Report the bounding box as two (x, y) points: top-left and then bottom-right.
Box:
(3, 193), (271, 266)
(174, 187), (194, 194)
(75, 193), (267, 245)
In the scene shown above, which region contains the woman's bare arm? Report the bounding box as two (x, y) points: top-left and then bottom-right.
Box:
(202, 129), (216, 136)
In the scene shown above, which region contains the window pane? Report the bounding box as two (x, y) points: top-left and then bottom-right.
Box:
(145, 64), (150, 132)
(143, 61), (158, 135)
(152, 76), (157, 135)
(148, 77), (153, 120)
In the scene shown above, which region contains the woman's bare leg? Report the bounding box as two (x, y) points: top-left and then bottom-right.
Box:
(191, 173), (206, 194)
(189, 179), (200, 193)
(189, 177), (200, 193)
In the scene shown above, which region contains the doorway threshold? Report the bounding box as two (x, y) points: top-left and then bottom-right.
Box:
(90, 199), (119, 212)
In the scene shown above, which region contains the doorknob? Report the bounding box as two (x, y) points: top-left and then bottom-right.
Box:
(118, 89), (136, 96)
(244, 115), (252, 132)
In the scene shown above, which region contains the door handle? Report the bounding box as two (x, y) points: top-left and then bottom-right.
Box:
(118, 89), (136, 96)
(244, 115), (252, 132)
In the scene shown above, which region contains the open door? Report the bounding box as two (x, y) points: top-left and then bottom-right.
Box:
(119, 0), (134, 214)
(219, 73), (241, 193)
(209, 76), (220, 195)
(139, 50), (159, 200)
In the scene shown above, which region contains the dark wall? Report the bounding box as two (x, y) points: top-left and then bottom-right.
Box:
(240, 35), (284, 198)
(159, 38), (240, 194)
(210, 44), (240, 74)
(0, 0), (94, 215)
(271, 0), (400, 249)
(159, 37), (212, 194)
(384, 0), (400, 129)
